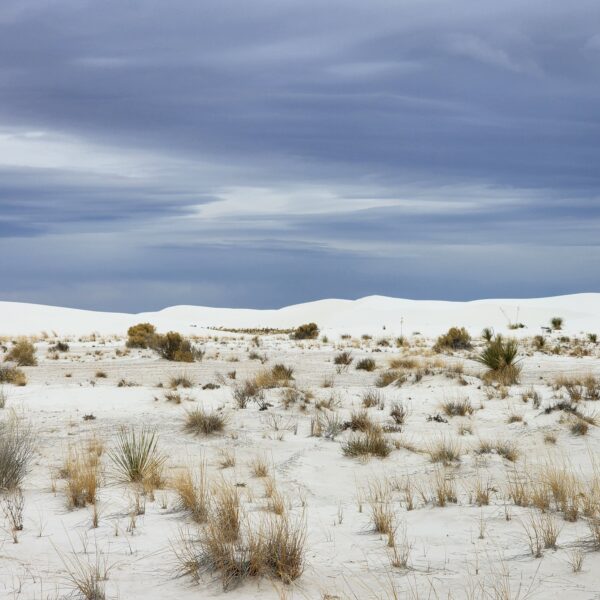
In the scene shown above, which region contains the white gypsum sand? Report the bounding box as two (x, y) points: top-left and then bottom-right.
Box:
(0, 295), (599, 599)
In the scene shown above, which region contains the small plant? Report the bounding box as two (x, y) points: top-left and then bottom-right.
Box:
(173, 464), (209, 523)
(107, 426), (166, 485)
(334, 351), (353, 366)
(361, 389), (383, 408)
(390, 402), (408, 425)
(588, 333), (598, 344)
(170, 374), (193, 389)
(441, 397), (473, 417)
(477, 337), (521, 385)
(0, 418), (35, 490)
(342, 430), (392, 458)
(481, 328), (494, 342)
(356, 358), (376, 372)
(126, 322), (156, 348)
(185, 407), (227, 435)
(95, 371), (107, 379)
(375, 369), (406, 388)
(0, 365), (26, 386)
(153, 331), (202, 362)
(6, 339), (37, 366)
(551, 317), (563, 331)
(426, 437), (461, 464)
(292, 322), (319, 340)
(434, 327), (472, 351)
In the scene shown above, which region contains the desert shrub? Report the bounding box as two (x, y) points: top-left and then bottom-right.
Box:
(126, 322), (156, 348)
(185, 407), (227, 435)
(0, 365), (26, 386)
(50, 341), (70, 352)
(347, 410), (378, 432)
(292, 323), (319, 340)
(0, 418), (35, 490)
(375, 369), (406, 388)
(588, 333), (598, 343)
(551, 317), (563, 331)
(254, 364), (294, 389)
(153, 331), (200, 362)
(481, 328), (494, 342)
(361, 389), (383, 408)
(233, 380), (263, 408)
(434, 327), (472, 351)
(356, 358), (376, 372)
(63, 448), (100, 508)
(170, 374), (193, 389)
(477, 337), (521, 384)
(6, 340), (37, 366)
(426, 437), (462, 464)
(342, 430), (392, 458)
(390, 402), (408, 425)
(441, 397), (473, 417)
(334, 351), (353, 366)
(108, 426), (166, 485)
(173, 463), (209, 523)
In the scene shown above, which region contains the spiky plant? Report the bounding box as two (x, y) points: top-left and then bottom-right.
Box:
(477, 337), (521, 384)
(107, 426), (166, 484)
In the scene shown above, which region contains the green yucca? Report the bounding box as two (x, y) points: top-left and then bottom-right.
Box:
(108, 426), (166, 484)
(477, 337), (521, 384)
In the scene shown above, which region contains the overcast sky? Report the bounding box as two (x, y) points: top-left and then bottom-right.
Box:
(1, 0), (599, 311)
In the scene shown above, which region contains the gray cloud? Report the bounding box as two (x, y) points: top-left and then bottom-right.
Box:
(0, 0), (599, 310)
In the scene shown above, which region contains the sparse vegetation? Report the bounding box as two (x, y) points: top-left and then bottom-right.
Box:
(292, 322), (319, 340)
(126, 322), (156, 348)
(184, 407), (227, 435)
(477, 337), (521, 384)
(434, 327), (472, 351)
(6, 339), (37, 366)
(356, 358), (376, 372)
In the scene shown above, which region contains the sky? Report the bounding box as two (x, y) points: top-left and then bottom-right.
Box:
(1, 0), (599, 311)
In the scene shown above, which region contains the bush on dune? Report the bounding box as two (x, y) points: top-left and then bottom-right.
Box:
(6, 339), (37, 366)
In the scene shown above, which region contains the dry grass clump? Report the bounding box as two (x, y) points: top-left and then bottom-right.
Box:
(347, 409), (378, 432)
(434, 327), (472, 351)
(0, 417), (35, 490)
(292, 322), (319, 340)
(426, 437), (462, 464)
(334, 351), (353, 366)
(233, 379), (263, 408)
(569, 416), (589, 436)
(390, 402), (408, 425)
(361, 388), (384, 408)
(184, 407), (227, 435)
(551, 316), (563, 330)
(0, 365), (27, 386)
(311, 410), (344, 439)
(107, 426), (166, 486)
(554, 374), (600, 402)
(254, 364), (294, 389)
(476, 439), (519, 462)
(5, 339), (37, 366)
(249, 455), (270, 478)
(375, 369), (406, 388)
(477, 337), (521, 385)
(175, 487), (306, 589)
(342, 430), (392, 458)
(170, 374), (193, 389)
(173, 463), (209, 523)
(388, 357), (419, 370)
(63, 446), (101, 508)
(440, 397), (473, 417)
(356, 358), (376, 372)
(57, 547), (111, 600)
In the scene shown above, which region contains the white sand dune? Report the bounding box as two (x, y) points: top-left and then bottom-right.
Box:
(1, 293), (599, 337)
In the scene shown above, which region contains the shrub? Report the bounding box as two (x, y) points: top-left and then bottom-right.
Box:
(426, 437), (462, 464)
(0, 418), (35, 490)
(292, 323), (319, 340)
(390, 402), (408, 425)
(185, 407), (227, 435)
(588, 333), (598, 344)
(0, 365), (26, 386)
(342, 430), (392, 458)
(254, 364), (294, 389)
(153, 332), (200, 362)
(126, 322), (156, 348)
(173, 463), (209, 523)
(361, 389), (383, 408)
(63, 448), (100, 508)
(356, 358), (376, 372)
(477, 337), (521, 385)
(50, 341), (70, 352)
(481, 328), (494, 342)
(551, 317), (563, 331)
(434, 327), (472, 351)
(441, 397), (473, 417)
(375, 369), (406, 388)
(233, 380), (263, 408)
(334, 351), (353, 366)
(108, 426), (166, 485)
(170, 375), (193, 389)
(6, 340), (37, 366)
(347, 410), (377, 432)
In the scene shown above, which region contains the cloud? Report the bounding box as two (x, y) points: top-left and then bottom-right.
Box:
(0, 0), (599, 309)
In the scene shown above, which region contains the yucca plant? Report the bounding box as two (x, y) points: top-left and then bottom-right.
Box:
(477, 337), (521, 384)
(108, 426), (166, 485)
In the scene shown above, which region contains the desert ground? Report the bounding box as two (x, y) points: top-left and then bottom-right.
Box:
(1, 295), (600, 599)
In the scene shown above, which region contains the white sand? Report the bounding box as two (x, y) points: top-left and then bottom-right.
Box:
(0, 296), (599, 599)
